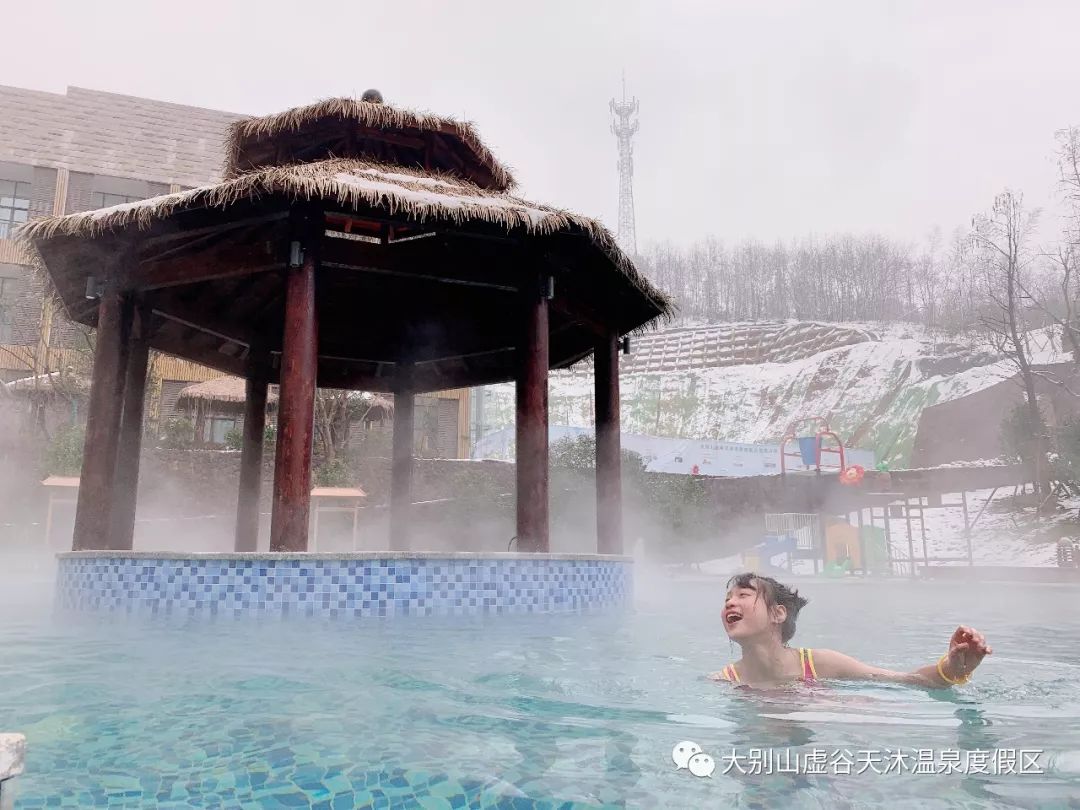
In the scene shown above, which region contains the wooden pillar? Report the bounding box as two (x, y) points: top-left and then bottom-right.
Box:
(110, 301), (151, 551)
(515, 280), (550, 552)
(235, 373), (268, 552)
(595, 333), (622, 555)
(72, 291), (132, 551)
(389, 371), (414, 551)
(270, 219), (319, 552)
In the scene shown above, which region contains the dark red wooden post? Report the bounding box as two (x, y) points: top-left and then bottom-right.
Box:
(72, 290), (132, 551)
(235, 371), (268, 552)
(110, 300), (151, 551)
(389, 369), (414, 551)
(515, 279), (550, 552)
(270, 218), (319, 552)
(595, 333), (623, 555)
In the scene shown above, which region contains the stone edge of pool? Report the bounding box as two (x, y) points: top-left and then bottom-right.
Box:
(0, 733), (26, 810)
(54, 553), (634, 617)
(55, 551), (634, 561)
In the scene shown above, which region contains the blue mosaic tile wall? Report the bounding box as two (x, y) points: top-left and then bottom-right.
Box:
(55, 557), (633, 617)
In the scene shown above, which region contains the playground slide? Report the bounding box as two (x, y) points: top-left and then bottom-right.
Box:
(743, 534), (797, 576)
(758, 535), (797, 557)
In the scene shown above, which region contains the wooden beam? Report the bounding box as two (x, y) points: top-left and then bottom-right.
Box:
(322, 260), (516, 292)
(146, 328), (249, 379)
(152, 307), (252, 349)
(110, 300), (151, 551)
(515, 282), (550, 553)
(390, 369), (415, 552)
(139, 212), (293, 250)
(320, 235), (518, 292)
(595, 333), (622, 555)
(236, 371), (269, 552)
(72, 291), (132, 550)
(549, 296), (611, 338)
(125, 240), (281, 291)
(138, 212), (289, 257)
(355, 125), (426, 150)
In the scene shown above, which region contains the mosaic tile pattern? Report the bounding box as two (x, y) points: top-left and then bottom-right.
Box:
(56, 556), (633, 617)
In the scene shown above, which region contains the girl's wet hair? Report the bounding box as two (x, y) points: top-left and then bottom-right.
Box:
(726, 572), (809, 643)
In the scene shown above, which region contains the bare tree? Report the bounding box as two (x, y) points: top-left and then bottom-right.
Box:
(314, 390), (352, 469)
(313, 390), (394, 470)
(971, 190), (1048, 493)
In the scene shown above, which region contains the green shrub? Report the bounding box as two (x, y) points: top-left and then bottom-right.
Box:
(44, 423), (85, 476)
(314, 458), (350, 487)
(159, 417), (195, 449)
(223, 428), (243, 451)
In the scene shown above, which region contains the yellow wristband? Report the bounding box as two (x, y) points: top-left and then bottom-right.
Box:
(937, 655), (970, 685)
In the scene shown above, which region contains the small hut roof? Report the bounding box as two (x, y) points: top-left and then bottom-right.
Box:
(224, 97), (515, 192)
(176, 378), (394, 417)
(4, 369), (88, 396)
(176, 376), (279, 408)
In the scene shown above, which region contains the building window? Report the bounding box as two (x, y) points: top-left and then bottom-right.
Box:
(92, 191), (142, 209)
(0, 180), (30, 239)
(202, 416), (239, 446)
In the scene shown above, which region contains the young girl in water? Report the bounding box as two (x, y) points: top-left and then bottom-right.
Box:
(708, 573), (992, 688)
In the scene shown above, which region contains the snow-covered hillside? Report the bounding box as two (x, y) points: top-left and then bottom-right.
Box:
(473, 322), (1072, 467)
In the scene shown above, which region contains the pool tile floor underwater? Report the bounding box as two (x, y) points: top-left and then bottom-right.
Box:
(13, 753), (626, 808)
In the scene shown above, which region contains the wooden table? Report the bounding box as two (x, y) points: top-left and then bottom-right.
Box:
(41, 476), (79, 548)
(310, 487), (367, 551)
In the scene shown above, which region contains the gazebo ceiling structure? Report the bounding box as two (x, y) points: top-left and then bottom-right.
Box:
(20, 92), (673, 556)
(23, 98), (671, 394)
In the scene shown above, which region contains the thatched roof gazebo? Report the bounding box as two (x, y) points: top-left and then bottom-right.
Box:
(177, 376), (280, 412)
(20, 92), (672, 555)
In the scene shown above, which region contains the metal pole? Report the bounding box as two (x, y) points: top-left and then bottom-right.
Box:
(857, 507), (866, 575)
(919, 496), (929, 570)
(882, 505), (894, 575)
(904, 498), (916, 578)
(961, 490), (973, 567)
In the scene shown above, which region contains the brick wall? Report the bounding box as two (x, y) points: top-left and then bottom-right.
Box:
(0, 85), (240, 187)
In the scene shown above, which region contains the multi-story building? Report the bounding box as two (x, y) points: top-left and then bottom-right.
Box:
(0, 84), (469, 456)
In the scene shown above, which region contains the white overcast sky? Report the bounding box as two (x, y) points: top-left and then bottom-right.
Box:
(7, 1), (1080, 248)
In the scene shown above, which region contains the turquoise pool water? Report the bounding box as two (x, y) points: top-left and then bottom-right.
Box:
(2, 575), (1080, 808)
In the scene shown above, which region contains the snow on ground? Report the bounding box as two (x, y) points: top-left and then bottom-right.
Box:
(890, 487), (1067, 569)
(690, 488), (1075, 576)
(473, 321), (1075, 468)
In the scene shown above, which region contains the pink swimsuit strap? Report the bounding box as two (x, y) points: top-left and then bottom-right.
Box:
(720, 648), (818, 684)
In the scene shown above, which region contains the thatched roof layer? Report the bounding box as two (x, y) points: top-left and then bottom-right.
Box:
(177, 376), (279, 406)
(19, 158), (673, 320)
(223, 97), (516, 192)
(4, 369), (88, 396)
(177, 377), (394, 417)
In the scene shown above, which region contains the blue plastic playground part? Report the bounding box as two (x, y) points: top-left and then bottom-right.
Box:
(759, 534), (797, 556)
(797, 436), (817, 466)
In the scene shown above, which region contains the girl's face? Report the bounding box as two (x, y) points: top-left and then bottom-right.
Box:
(722, 581), (785, 642)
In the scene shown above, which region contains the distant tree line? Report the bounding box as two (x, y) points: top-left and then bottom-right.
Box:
(636, 124), (1080, 509)
(637, 229), (1001, 334)
(635, 127), (1080, 341)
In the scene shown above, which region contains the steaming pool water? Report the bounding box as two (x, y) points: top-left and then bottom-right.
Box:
(3, 576), (1080, 809)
